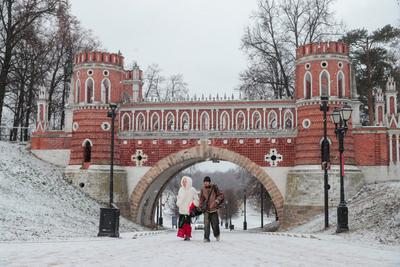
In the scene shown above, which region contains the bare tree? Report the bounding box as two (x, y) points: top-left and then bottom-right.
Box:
(240, 0), (338, 99)
(0, 0), (59, 125)
(143, 64), (189, 101)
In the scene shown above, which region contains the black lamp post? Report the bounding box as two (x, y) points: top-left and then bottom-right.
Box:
(320, 96), (330, 229)
(98, 103), (120, 237)
(260, 182), (264, 228)
(330, 104), (352, 233)
(243, 189), (247, 230)
(225, 201), (229, 229)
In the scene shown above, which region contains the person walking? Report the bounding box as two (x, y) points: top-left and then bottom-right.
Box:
(176, 176), (199, 241)
(199, 176), (224, 242)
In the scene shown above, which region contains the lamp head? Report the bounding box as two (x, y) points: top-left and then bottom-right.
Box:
(340, 103), (353, 122)
(330, 108), (341, 124)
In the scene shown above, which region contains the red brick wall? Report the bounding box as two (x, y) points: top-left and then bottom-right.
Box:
(118, 138), (295, 167)
(31, 132), (71, 150)
(353, 128), (388, 166)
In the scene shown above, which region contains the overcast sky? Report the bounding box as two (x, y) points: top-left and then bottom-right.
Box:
(70, 0), (399, 97)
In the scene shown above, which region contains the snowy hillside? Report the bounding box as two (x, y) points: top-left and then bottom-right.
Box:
(291, 181), (400, 245)
(0, 141), (143, 241)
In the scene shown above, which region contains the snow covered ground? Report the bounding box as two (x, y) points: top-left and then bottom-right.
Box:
(0, 230), (399, 267)
(291, 182), (400, 245)
(1, 141), (399, 266)
(0, 141), (143, 242)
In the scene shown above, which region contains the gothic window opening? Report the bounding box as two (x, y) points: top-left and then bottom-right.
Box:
(137, 113), (145, 131)
(122, 113), (131, 131)
(101, 78), (111, 104)
(200, 112), (210, 131)
(338, 72), (344, 98)
(86, 78), (94, 103)
(284, 110), (293, 129)
(166, 113), (175, 131)
(83, 141), (92, 162)
(220, 112), (230, 131)
(252, 111), (262, 130)
(151, 113), (160, 131)
(320, 71), (329, 97)
(304, 72), (312, 99)
(268, 111), (278, 129)
(181, 112), (190, 131)
(236, 111), (246, 130)
(76, 79), (81, 103)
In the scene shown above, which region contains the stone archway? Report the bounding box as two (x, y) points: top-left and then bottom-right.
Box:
(129, 141), (285, 227)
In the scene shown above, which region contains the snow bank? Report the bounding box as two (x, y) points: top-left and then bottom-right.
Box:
(0, 141), (143, 241)
(291, 181), (400, 245)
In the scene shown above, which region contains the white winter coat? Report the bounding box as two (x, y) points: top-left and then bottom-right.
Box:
(176, 176), (199, 215)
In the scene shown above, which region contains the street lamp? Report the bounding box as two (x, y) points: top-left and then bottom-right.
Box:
(98, 103), (120, 237)
(225, 200), (229, 229)
(243, 189), (247, 230)
(330, 103), (352, 233)
(320, 96), (330, 229)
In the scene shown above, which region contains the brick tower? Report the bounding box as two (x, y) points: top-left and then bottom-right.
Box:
(284, 42), (363, 225)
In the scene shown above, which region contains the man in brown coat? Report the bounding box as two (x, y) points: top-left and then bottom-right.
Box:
(199, 176), (224, 242)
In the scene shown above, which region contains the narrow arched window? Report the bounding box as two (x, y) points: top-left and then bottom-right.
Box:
(236, 111), (246, 130)
(122, 113), (131, 131)
(220, 112), (230, 131)
(83, 141), (91, 162)
(151, 113), (160, 131)
(252, 111), (262, 130)
(101, 78), (111, 104)
(166, 113), (175, 131)
(137, 113), (145, 131)
(268, 111), (278, 129)
(320, 71), (329, 97)
(304, 72), (312, 99)
(337, 72), (344, 98)
(284, 110), (293, 129)
(75, 79), (81, 103)
(85, 78), (94, 103)
(181, 112), (190, 131)
(200, 112), (210, 131)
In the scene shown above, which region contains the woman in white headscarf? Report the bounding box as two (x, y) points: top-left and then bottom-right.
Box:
(176, 176), (199, 241)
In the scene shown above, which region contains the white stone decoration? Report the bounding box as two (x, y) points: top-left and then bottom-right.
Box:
(138, 140), (142, 145)
(208, 140), (211, 145)
(223, 139), (228, 144)
(287, 138), (292, 143)
(338, 62), (343, 69)
(152, 140), (158, 145)
(87, 69), (93, 76)
(256, 139), (261, 144)
(103, 70), (109, 76)
(302, 119), (311, 129)
(167, 140), (172, 145)
(271, 138), (276, 144)
(72, 122), (79, 131)
(321, 61), (328, 68)
(131, 149), (148, 167)
(264, 148), (283, 167)
(182, 140), (187, 145)
(101, 122), (110, 131)
(239, 139), (244, 144)
(197, 140), (201, 145)
(123, 140), (128, 145)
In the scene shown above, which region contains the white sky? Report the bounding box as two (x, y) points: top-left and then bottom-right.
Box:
(70, 0), (399, 97)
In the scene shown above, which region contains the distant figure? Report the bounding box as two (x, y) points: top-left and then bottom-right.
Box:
(199, 176), (224, 242)
(176, 176), (199, 241)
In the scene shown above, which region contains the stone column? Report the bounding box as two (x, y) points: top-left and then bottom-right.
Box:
(396, 134), (400, 165)
(389, 134), (393, 165)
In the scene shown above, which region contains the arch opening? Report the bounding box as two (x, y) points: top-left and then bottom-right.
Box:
(129, 144), (284, 228)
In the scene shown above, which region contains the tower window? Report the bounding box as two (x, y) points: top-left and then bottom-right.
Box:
(83, 141), (92, 162)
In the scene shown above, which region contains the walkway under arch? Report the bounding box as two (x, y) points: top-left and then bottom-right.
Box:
(129, 141), (285, 227)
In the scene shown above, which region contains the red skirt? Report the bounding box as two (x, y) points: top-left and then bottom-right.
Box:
(177, 217), (192, 238)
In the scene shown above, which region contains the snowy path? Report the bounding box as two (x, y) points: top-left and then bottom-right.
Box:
(0, 230), (399, 267)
